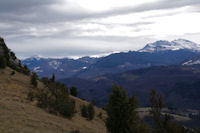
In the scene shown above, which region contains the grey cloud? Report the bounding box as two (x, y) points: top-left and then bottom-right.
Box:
(6, 34), (154, 58)
(101, 0), (200, 17)
(1, 0), (200, 24)
(0, 0), (200, 58)
(188, 5), (200, 13)
(88, 21), (154, 29)
(142, 11), (181, 19)
(0, 0), (61, 12)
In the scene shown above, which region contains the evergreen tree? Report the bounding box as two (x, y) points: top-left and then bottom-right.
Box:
(88, 100), (95, 120)
(149, 89), (187, 133)
(106, 85), (149, 133)
(10, 51), (16, 60)
(51, 73), (55, 82)
(81, 105), (88, 118)
(24, 65), (28, 70)
(0, 56), (7, 69)
(31, 72), (38, 88)
(18, 60), (22, 68)
(150, 89), (165, 133)
(23, 65), (30, 75)
(70, 86), (78, 97)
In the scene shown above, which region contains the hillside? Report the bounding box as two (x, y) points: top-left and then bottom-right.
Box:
(60, 65), (200, 110)
(0, 67), (106, 133)
(74, 50), (200, 79)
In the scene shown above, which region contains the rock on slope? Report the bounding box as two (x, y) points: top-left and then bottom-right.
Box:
(0, 67), (106, 133)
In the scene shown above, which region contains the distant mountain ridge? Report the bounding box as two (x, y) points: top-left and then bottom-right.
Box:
(22, 39), (200, 79)
(22, 55), (99, 79)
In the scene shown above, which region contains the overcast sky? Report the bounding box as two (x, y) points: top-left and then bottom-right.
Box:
(0, 0), (200, 59)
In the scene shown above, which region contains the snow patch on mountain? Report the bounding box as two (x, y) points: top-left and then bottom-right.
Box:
(183, 59), (200, 66)
(48, 61), (61, 70)
(60, 68), (64, 72)
(33, 66), (43, 72)
(25, 55), (45, 61)
(82, 67), (87, 69)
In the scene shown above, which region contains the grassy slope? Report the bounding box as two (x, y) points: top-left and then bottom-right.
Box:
(0, 67), (107, 133)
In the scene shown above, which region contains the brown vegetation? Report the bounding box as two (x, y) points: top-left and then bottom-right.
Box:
(0, 67), (106, 133)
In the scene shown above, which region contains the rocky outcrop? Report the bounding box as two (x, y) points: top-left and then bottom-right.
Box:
(0, 36), (20, 65)
(0, 37), (5, 56)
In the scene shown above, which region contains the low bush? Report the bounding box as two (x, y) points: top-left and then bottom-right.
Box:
(11, 71), (15, 75)
(81, 105), (88, 118)
(31, 72), (38, 88)
(70, 86), (78, 97)
(81, 101), (95, 120)
(0, 56), (7, 69)
(35, 78), (76, 119)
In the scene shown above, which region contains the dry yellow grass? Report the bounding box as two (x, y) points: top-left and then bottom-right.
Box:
(0, 67), (107, 133)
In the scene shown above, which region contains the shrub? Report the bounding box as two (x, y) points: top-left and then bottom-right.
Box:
(41, 77), (50, 85)
(88, 101), (95, 120)
(70, 86), (78, 97)
(36, 89), (50, 109)
(51, 74), (55, 82)
(10, 51), (16, 60)
(22, 65), (30, 75)
(31, 72), (38, 88)
(11, 71), (15, 75)
(98, 112), (102, 119)
(0, 56), (7, 69)
(35, 79), (76, 119)
(81, 105), (88, 118)
(27, 91), (35, 101)
(59, 98), (76, 119)
(80, 100), (95, 120)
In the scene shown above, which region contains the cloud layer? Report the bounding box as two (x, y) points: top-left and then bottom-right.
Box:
(0, 0), (200, 58)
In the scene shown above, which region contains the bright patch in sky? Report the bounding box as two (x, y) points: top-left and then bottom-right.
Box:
(0, 0), (200, 58)
(69, 0), (159, 11)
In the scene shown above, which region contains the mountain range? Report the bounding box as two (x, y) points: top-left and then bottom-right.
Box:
(22, 39), (200, 79)
(22, 56), (99, 79)
(21, 38), (200, 109)
(1, 36), (199, 130)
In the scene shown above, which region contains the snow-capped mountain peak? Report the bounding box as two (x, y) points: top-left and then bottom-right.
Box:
(25, 55), (45, 61)
(139, 39), (200, 53)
